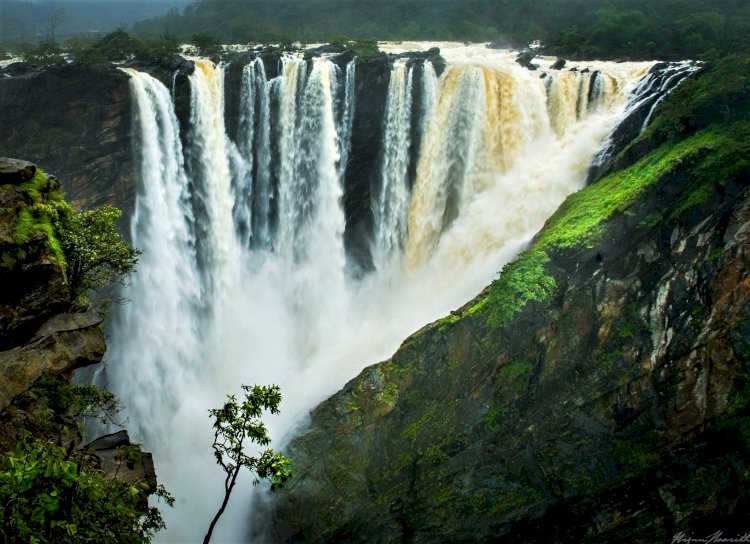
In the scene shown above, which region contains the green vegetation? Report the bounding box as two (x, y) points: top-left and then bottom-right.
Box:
(57, 205), (141, 299)
(3, 167), (140, 301)
(72, 29), (180, 66)
(204, 384), (292, 544)
(538, 130), (726, 250)
(122, 0), (750, 60)
(0, 437), (171, 544)
(16, 373), (123, 436)
(467, 250), (555, 326)
(5, 168), (70, 265)
(21, 41), (66, 67)
(2, 372), (171, 543)
(188, 32), (223, 57)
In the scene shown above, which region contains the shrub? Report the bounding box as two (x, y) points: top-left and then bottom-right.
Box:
(55, 205), (140, 299)
(0, 437), (171, 543)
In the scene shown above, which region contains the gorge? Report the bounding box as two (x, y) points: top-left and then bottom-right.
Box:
(110, 45), (687, 542)
(1, 41), (747, 544)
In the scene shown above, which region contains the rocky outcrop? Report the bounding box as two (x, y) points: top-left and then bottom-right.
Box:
(85, 430), (158, 494)
(0, 311), (105, 411)
(0, 157), (152, 473)
(265, 88), (750, 541)
(587, 62), (700, 184)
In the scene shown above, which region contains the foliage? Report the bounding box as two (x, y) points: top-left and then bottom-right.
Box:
(18, 373), (123, 431)
(204, 384), (292, 544)
(336, 39), (380, 61)
(56, 205), (141, 299)
(21, 41), (65, 67)
(0, 436), (171, 543)
(2, 166), (139, 300)
(130, 0), (750, 60)
(467, 251), (556, 326)
(189, 32), (223, 57)
(536, 131), (724, 251)
(72, 29), (179, 66)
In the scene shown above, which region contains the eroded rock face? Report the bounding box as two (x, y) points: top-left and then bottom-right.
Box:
(265, 144), (750, 542)
(0, 66), (136, 214)
(0, 311), (105, 411)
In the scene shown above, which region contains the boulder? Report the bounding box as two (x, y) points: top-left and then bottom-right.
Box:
(516, 50), (539, 70)
(85, 430), (158, 493)
(551, 58), (567, 70)
(0, 310), (105, 411)
(0, 158), (36, 184)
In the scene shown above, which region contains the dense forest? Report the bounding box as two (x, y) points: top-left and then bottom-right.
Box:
(0, 1), (188, 44)
(128, 0), (750, 59)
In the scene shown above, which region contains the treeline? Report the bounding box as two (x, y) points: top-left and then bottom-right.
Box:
(130, 0), (750, 59)
(0, 0), (189, 44)
(9, 30), (182, 68)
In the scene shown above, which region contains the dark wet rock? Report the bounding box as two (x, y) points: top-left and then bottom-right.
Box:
(0, 158), (36, 184)
(516, 49), (539, 70)
(551, 58), (567, 70)
(0, 310), (105, 411)
(86, 430), (158, 493)
(586, 62), (701, 184)
(0, 65), (137, 215)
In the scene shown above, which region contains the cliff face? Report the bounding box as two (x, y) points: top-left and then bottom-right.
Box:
(266, 59), (750, 542)
(0, 65), (136, 214)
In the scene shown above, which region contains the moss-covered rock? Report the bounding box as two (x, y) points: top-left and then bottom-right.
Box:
(0, 159), (73, 348)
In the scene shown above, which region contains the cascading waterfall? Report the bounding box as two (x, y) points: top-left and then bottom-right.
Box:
(108, 45), (670, 542)
(373, 60), (414, 270)
(108, 69), (202, 446)
(282, 57), (348, 356)
(187, 60), (242, 307)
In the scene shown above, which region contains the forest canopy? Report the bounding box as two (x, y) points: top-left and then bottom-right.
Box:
(128, 0), (750, 59)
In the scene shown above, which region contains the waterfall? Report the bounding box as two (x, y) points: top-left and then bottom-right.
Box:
(108, 69), (201, 446)
(235, 58), (274, 249)
(109, 46), (673, 543)
(187, 60), (241, 307)
(373, 60), (414, 271)
(337, 60), (356, 184)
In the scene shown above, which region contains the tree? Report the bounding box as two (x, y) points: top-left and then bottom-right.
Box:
(203, 385), (292, 544)
(56, 205), (141, 300)
(189, 32), (223, 57)
(22, 41), (65, 67)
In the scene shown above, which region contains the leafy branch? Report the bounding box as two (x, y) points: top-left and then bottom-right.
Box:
(204, 384), (292, 544)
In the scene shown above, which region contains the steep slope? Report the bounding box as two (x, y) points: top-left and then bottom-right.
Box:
(266, 57), (750, 542)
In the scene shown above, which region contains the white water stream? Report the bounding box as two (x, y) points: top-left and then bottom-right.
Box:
(110, 44), (662, 542)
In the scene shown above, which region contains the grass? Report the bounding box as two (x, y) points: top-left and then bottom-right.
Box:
(466, 250), (556, 326)
(536, 129), (729, 251)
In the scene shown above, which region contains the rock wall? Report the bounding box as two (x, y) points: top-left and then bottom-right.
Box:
(0, 65), (136, 214)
